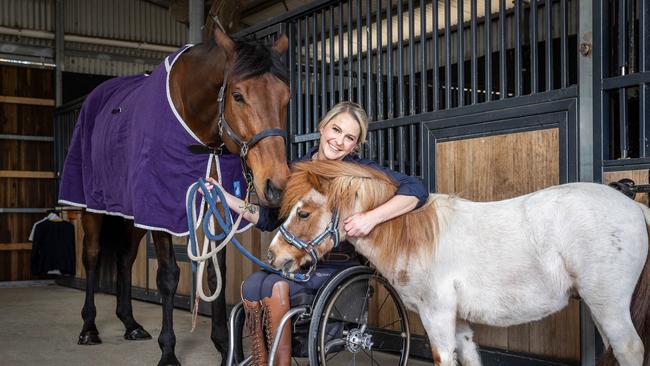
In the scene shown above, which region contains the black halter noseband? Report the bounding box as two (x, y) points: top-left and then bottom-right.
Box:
(216, 71), (286, 159)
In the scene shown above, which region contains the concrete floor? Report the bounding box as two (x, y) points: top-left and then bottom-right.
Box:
(0, 282), (429, 366)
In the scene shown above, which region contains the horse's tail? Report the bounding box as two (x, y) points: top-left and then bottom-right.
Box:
(598, 201), (650, 366)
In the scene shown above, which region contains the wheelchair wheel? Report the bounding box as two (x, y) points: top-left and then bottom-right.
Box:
(308, 269), (410, 365)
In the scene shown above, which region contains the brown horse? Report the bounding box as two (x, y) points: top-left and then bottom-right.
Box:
(59, 27), (290, 365)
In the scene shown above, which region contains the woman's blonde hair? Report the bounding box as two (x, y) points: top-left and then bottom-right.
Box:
(318, 101), (369, 148)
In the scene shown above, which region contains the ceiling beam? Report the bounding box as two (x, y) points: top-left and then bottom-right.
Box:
(241, 0), (285, 19)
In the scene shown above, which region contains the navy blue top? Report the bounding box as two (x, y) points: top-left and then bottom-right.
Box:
(256, 146), (429, 232)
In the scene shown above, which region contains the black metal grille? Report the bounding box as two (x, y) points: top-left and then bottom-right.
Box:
(596, 0), (650, 163)
(238, 0), (578, 178)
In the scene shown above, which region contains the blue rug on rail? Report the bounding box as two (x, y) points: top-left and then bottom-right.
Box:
(58, 45), (251, 236)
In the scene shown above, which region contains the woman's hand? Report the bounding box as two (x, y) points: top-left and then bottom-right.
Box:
(343, 211), (378, 237)
(199, 177), (222, 196)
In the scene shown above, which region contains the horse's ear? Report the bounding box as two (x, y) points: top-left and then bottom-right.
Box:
(214, 27), (236, 61)
(272, 34), (289, 54)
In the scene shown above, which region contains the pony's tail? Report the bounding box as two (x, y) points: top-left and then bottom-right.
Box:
(598, 201), (650, 366)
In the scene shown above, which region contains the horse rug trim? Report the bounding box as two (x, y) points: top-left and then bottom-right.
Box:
(59, 45), (252, 236)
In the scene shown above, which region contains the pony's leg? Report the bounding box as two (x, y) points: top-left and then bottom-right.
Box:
(455, 320), (481, 366)
(116, 224), (151, 340)
(207, 248), (228, 366)
(418, 305), (458, 366)
(79, 211), (103, 345)
(587, 302), (643, 366)
(152, 231), (181, 366)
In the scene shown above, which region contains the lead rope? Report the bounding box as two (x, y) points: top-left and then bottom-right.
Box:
(186, 157), (252, 331)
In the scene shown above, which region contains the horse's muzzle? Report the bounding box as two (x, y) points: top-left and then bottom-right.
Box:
(264, 179), (283, 206)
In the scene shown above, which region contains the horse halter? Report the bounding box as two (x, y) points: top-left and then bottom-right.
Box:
(278, 210), (341, 278)
(216, 71), (286, 159)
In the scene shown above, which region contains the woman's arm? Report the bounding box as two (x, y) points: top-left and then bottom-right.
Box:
(343, 194), (418, 237)
(204, 177), (260, 224)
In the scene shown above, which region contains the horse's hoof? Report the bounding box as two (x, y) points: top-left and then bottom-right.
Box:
(124, 327), (152, 341)
(157, 356), (181, 366)
(78, 331), (102, 345)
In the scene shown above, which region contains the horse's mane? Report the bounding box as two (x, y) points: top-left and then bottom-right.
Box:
(281, 160), (437, 265)
(230, 40), (289, 85)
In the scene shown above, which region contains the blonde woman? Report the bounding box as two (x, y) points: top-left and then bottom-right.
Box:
(204, 101), (427, 365)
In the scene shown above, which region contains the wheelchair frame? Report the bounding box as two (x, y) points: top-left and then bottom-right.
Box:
(225, 265), (411, 366)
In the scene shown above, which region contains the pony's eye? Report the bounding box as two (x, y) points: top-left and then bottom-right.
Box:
(232, 92), (245, 103)
(297, 211), (310, 219)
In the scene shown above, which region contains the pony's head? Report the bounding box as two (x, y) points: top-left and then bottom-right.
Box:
(267, 160), (397, 272)
(214, 29), (290, 206)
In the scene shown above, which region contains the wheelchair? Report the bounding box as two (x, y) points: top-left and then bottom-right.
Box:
(226, 265), (411, 365)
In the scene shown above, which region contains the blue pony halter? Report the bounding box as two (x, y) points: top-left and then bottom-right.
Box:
(278, 211), (341, 268)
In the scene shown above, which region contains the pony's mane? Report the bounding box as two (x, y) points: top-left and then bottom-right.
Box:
(231, 41), (289, 85)
(280, 160), (437, 266)
(280, 160), (398, 218)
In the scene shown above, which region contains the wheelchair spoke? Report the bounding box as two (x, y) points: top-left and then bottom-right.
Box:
(375, 292), (391, 315)
(377, 318), (401, 330)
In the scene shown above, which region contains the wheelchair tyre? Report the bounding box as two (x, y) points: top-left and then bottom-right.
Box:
(307, 269), (410, 365)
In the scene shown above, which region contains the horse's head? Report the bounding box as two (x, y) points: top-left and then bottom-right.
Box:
(214, 29), (291, 207)
(267, 161), (397, 273)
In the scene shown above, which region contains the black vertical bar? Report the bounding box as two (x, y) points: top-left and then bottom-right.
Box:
(618, 0), (628, 158)
(305, 16), (311, 135)
(641, 0), (650, 157)
(530, 0), (538, 93)
(321, 10), (327, 113)
(357, 0), (363, 105)
(398, 127), (406, 173)
(544, 0), (552, 91)
(471, 0), (478, 104)
(485, 0), (493, 101)
(367, 0), (373, 120)
(444, 0), (452, 108)
(297, 18), (304, 156)
(377, 0), (384, 120)
(313, 12), (319, 125)
(499, 0), (506, 99)
(348, 1), (354, 100)
(420, 0), (427, 113)
(432, 0), (439, 110)
(398, 0), (405, 116)
(408, 0), (416, 115)
(378, 129), (385, 166)
(409, 124), (416, 176)
(560, 0), (569, 88)
(329, 6), (335, 108)
(515, 0), (522, 96)
(338, 4), (344, 103)
(458, 0), (464, 106)
(388, 128), (395, 170)
(387, 0), (394, 118)
(288, 22), (296, 159)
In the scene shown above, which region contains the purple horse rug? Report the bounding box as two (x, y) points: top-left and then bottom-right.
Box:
(59, 45), (251, 236)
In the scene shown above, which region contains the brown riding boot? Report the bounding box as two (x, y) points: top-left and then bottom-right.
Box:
(242, 299), (268, 366)
(262, 281), (292, 366)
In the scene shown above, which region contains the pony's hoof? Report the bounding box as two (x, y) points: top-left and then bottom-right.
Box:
(157, 355), (181, 366)
(78, 331), (102, 345)
(124, 327), (152, 340)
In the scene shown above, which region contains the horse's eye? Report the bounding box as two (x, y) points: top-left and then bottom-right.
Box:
(297, 211), (310, 219)
(232, 92), (245, 103)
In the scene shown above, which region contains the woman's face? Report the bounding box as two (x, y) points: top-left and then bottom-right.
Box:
(318, 112), (361, 160)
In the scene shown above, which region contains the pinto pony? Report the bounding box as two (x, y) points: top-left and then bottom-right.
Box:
(58, 28), (290, 366)
(267, 160), (650, 366)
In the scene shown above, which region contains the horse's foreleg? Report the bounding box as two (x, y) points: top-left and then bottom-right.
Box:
(152, 231), (181, 366)
(207, 248), (228, 366)
(116, 224), (151, 340)
(455, 320), (481, 366)
(79, 211), (103, 345)
(419, 301), (458, 366)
